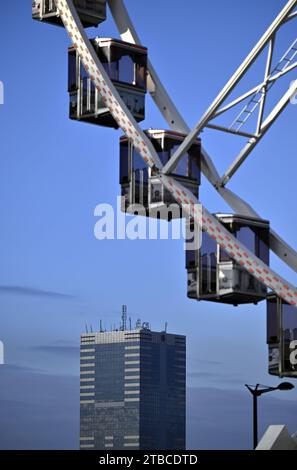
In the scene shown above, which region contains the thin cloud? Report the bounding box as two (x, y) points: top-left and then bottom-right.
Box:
(30, 345), (79, 356)
(0, 285), (74, 300)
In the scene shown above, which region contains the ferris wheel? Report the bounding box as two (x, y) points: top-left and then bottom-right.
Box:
(32, 0), (297, 378)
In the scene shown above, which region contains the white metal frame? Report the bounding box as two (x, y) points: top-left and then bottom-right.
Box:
(52, 0), (297, 307)
(108, 0), (297, 274)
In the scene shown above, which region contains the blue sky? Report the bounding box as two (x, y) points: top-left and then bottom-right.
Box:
(0, 0), (296, 449)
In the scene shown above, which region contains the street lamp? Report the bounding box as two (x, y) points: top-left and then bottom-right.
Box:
(245, 382), (295, 449)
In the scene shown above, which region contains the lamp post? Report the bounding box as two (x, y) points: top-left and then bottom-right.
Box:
(245, 382), (295, 449)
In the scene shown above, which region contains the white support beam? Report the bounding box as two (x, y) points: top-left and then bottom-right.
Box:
(162, 0), (297, 176)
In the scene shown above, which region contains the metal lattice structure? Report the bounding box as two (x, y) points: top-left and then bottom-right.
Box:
(34, 0), (297, 307)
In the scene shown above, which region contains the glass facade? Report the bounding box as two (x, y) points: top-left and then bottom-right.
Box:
(80, 329), (186, 450)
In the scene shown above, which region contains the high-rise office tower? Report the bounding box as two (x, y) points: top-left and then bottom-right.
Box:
(80, 321), (186, 450)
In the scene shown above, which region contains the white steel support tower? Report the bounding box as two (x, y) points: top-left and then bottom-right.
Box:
(33, 1), (297, 311)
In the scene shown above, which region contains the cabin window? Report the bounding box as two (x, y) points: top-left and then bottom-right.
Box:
(267, 297), (279, 344)
(120, 141), (129, 184)
(258, 228), (270, 265)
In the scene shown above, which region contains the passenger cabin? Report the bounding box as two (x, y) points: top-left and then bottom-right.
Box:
(186, 214), (270, 305)
(267, 295), (297, 378)
(32, 0), (106, 28)
(68, 38), (147, 128)
(120, 130), (201, 220)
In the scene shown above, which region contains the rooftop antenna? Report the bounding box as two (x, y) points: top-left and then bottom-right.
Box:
(129, 317), (132, 331)
(142, 321), (150, 330)
(136, 318), (142, 329)
(100, 320), (103, 333)
(165, 322), (168, 333)
(85, 323), (88, 334)
(122, 305), (127, 331)
(90, 325), (93, 333)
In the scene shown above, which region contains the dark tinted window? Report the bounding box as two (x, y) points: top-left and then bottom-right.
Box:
(175, 154), (188, 177)
(283, 303), (297, 336)
(201, 231), (216, 258)
(44, 0), (56, 14)
(80, 61), (89, 81)
(135, 63), (146, 89)
(82, 78), (88, 114)
(158, 151), (170, 166)
(169, 144), (201, 180)
(134, 169), (141, 204)
(151, 138), (170, 166)
(267, 297), (279, 344)
(237, 226), (256, 253)
(68, 50), (77, 92)
(143, 169), (149, 206)
(151, 181), (163, 203)
(220, 248), (232, 262)
(219, 225), (234, 262)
